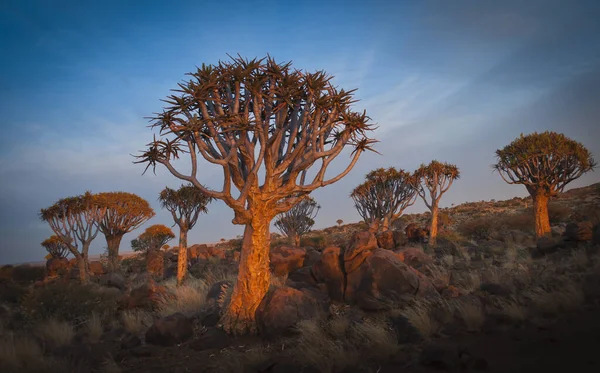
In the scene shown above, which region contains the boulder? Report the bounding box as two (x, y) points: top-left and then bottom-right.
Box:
(124, 277), (168, 310)
(344, 231), (378, 274)
(145, 313), (193, 346)
(270, 246), (306, 277)
(189, 327), (231, 351)
(563, 221), (594, 242)
(146, 250), (164, 278)
(392, 230), (408, 247)
(288, 267), (318, 287)
(311, 246), (345, 301)
(188, 244), (226, 262)
(395, 247), (433, 269)
(532, 236), (565, 257)
(345, 249), (426, 310)
(376, 230), (395, 250)
(405, 223), (430, 243)
(302, 247), (322, 268)
(88, 261), (104, 275)
(256, 286), (326, 337)
(46, 257), (69, 277)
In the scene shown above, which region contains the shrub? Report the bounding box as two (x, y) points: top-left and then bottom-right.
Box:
(21, 282), (120, 325)
(0, 280), (28, 304)
(457, 218), (495, 240)
(34, 319), (74, 348)
(156, 277), (210, 317)
(496, 212), (535, 232)
(11, 265), (46, 284)
(300, 234), (330, 250)
(547, 203), (572, 224)
(0, 331), (67, 373)
(120, 310), (153, 335)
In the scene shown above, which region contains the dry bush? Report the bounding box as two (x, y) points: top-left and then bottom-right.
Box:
(85, 312), (103, 343)
(396, 299), (443, 339)
(0, 280), (28, 304)
(548, 203), (572, 224)
(452, 272), (481, 293)
(120, 310), (153, 335)
(300, 234), (330, 250)
(496, 212), (534, 232)
(11, 265), (46, 285)
(526, 281), (585, 315)
(156, 277), (209, 317)
(34, 318), (74, 348)
(457, 218), (495, 240)
(0, 331), (67, 373)
(189, 262), (238, 286)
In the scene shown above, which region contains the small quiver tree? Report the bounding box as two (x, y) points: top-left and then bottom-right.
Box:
(96, 192), (155, 271)
(135, 55), (377, 334)
(494, 131), (596, 238)
(414, 161), (460, 246)
(39, 192), (107, 283)
(351, 167), (417, 232)
(159, 184), (213, 285)
(41, 235), (70, 259)
(274, 196), (320, 247)
(131, 224), (175, 253)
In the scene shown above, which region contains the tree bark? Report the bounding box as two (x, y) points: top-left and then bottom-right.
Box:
(293, 233), (300, 247)
(382, 216), (390, 232)
(429, 204), (439, 246)
(177, 228), (188, 286)
(74, 252), (89, 284)
(532, 192), (551, 238)
(221, 204), (271, 335)
(105, 235), (123, 272)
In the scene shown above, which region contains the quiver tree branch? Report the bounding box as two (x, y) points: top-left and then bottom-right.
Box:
(39, 192), (107, 283)
(135, 55), (377, 335)
(274, 196), (320, 246)
(494, 131), (596, 237)
(351, 167), (418, 232)
(414, 161), (460, 245)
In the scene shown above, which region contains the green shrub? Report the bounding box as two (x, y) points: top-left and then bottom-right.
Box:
(11, 266), (46, 285)
(21, 283), (120, 325)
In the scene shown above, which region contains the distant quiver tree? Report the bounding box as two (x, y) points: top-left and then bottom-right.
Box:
(131, 224), (175, 252)
(494, 131), (596, 238)
(41, 235), (70, 259)
(159, 184), (213, 285)
(135, 55), (377, 334)
(274, 196), (320, 246)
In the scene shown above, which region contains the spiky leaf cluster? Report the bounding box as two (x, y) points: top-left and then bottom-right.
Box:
(131, 224), (175, 252)
(41, 235), (70, 259)
(135, 55), (377, 224)
(274, 196), (320, 239)
(158, 184), (213, 230)
(494, 131), (596, 196)
(350, 167), (417, 227)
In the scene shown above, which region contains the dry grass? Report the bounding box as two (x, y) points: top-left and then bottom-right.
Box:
(269, 274), (288, 288)
(293, 318), (354, 372)
(425, 264), (450, 288)
(454, 272), (481, 293)
(526, 282), (585, 315)
(86, 312), (103, 343)
(453, 301), (485, 332)
(121, 310), (154, 335)
(34, 318), (74, 348)
(100, 355), (121, 373)
(397, 299), (442, 339)
(0, 331), (66, 373)
(156, 277), (210, 317)
(495, 299), (527, 322)
(568, 249), (589, 269)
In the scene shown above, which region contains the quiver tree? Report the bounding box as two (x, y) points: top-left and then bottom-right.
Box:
(40, 192), (107, 283)
(131, 224), (175, 253)
(96, 192), (155, 271)
(414, 161), (460, 245)
(274, 196), (320, 246)
(494, 131), (596, 238)
(135, 55), (376, 334)
(350, 167), (417, 232)
(41, 235), (70, 259)
(336, 219), (343, 226)
(159, 184), (213, 285)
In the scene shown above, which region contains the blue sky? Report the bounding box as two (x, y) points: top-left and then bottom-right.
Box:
(1, 0), (599, 264)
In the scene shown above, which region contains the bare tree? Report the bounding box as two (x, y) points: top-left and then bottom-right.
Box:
(41, 235), (70, 259)
(159, 184), (213, 285)
(40, 192), (107, 283)
(96, 192), (155, 271)
(494, 131), (596, 238)
(135, 56), (376, 334)
(351, 167), (417, 232)
(131, 224), (175, 253)
(414, 161), (460, 246)
(274, 196), (320, 246)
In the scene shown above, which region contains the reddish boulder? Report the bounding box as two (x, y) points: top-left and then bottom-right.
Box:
(188, 244), (226, 261)
(145, 313), (193, 346)
(270, 246), (306, 277)
(46, 257), (69, 277)
(302, 247), (322, 267)
(563, 221), (594, 242)
(88, 261), (105, 275)
(405, 223), (430, 243)
(345, 249), (424, 310)
(311, 246), (345, 301)
(395, 247), (433, 269)
(146, 250), (164, 278)
(256, 286), (326, 337)
(125, 277), (168, 310)
(344, 231), (378, 274)
(187, 244), (208, 261)
(376, 230), (395, 250)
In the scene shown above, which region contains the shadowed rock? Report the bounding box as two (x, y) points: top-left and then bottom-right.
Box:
(145, 312), (193, 346)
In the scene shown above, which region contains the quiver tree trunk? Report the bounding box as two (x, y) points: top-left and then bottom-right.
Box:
(532, 192), (551, 238)
(75, 252), (89, 284)
(221, 204), (271, 335)
(381, 216), (390, 232)
(105, 235), (123, 272)
(292, 233), (300, 247)
(429, 205), (439, 246)
(177, 229), (188, 286)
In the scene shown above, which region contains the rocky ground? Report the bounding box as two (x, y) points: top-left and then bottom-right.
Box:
(1, 183), (599, 373)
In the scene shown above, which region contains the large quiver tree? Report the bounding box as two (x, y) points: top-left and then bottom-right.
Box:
(274, 196), (320, 246)
(159, 184), (213, 285)
(351, 167), (417, 232)
(96, 192), (155, 271)
(39, 192), (107, 283)
(135, 55), (377, 335)
(414, 161), (460, 246)
(494, 131), (596, 238)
